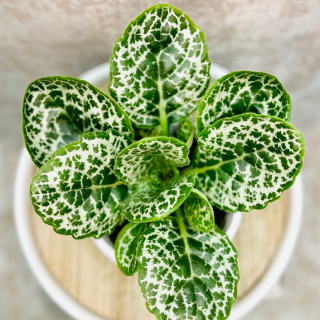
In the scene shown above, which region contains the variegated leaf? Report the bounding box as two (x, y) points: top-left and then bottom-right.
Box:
(23, 76), (134, 167)
(115, 137), (190, 186)
(196, 71), (292, 134)
(124, 175), (195, 222)
(183, 188), (214, 233)
(191, 114), (304, 212)
(30, 130), (130, 239)
(109, 4), (211, 134)
(115, 222), (148, 276)
(177, 118), (194, 148)
(137, 213), (239, 320)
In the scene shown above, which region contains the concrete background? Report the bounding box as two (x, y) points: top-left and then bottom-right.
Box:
(1, 0), (320, 319)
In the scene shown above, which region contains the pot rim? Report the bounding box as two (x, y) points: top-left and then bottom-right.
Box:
(14, 62), (303, 320)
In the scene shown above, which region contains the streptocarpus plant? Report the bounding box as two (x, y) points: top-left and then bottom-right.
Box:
(22, 4), (305, 320)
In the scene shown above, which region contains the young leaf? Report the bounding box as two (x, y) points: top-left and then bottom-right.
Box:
(183, 188), (214, 233)
(137, 214), (239, 320)
(30, 130), (130, 239)
(115, 137), (190, 186)
(177, 118), (194, 148)
(23, 76), (134, 167)
(192, 114), (305, 212)
(115, 222), (148, 276)
(124, 174), (195, 223)
(109, 4), (211, 134)
(196, 71), (292, 134)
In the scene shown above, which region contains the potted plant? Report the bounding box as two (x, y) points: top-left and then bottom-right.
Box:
(21, 4), (305, 320)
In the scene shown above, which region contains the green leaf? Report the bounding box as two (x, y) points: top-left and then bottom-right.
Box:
(137, 213), (239, 320)
(183, 188), (214, 233)
(115, 136), (190, 186)
(109, 4), (211, 134)
(196, 71), (292, 134)
(115, 222), (148, 276)
(23, 76), (134, 168)
(124, 174), (195, 223)
(30, 130), (130, 239)
(192, 114), (305, 212)
(177, 118), (194, 148)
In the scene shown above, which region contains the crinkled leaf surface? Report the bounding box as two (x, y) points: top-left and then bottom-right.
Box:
(109, 4), (211, 133)
(124, 174), (195, 222)
(184, 188), (214, 233)
(23, 76), (134, 167)
(115, 137), (189, 186)
(196, 71), (292, 134)
(177, 118), (194, 148)
(193, 114), (304, 212)
(30, 130), (130, 239)
(137, 215), (239, 320)
(115, 222), (148, 276)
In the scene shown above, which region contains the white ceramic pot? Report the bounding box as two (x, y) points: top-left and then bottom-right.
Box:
(14, 62), (303, 320)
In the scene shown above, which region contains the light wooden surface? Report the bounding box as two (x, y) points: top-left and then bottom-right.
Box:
(30, 190), (289, 320)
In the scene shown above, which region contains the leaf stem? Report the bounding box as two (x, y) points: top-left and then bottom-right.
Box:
(156, 55), (169, 136)
(175, 207), (187, 235)
(91, 180), (124, 189)
(180, 166), (200, 177)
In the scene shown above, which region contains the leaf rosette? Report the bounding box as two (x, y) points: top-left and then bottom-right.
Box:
(21, 4), (307, 320)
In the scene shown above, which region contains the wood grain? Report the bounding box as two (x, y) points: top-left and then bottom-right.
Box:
(30, 189), (289, 320)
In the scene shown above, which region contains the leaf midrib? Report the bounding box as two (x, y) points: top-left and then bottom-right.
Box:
(176, 208), (194, 279)
(183, 142), (292, 177)
(156, 54), (168, 135)
(34, 180), (123, 195)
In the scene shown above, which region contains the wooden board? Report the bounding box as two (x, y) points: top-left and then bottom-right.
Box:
(30, 190), (289, 320)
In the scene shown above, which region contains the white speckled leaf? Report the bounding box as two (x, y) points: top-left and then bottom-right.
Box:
(30, 130), (130, 239)
(124, 174), (195, 222)
(184, 188), (214, 233)
(196, 71), (292, 134)
(193, 114), (304, 212)
(115, 222), (148, 276)
(177, 118), (194, 148)
(109, 4), (211, 134)
(115, 136), (190, 186)
(23, 76), (134, 167)
(137, 214), (239, 320)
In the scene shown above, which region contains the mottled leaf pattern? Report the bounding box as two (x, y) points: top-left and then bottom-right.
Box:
(115, 137), (190, 186)
(184, 188), (214, 233)
(23, 76), (134, 167)
(196, 71), (292, 134)
(115, 222), (148, 276)
(124, 175), (195, 222)
(137, 215), (239, 320)
(193, 114), (304, 212)
(22, 3), (306, 317)
(30, 130), (130, 239)
(177, 118), (194, 148)
(109, 4), (210, 133)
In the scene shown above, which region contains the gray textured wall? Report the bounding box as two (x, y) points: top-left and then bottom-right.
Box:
(1, 1), (320, 319)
